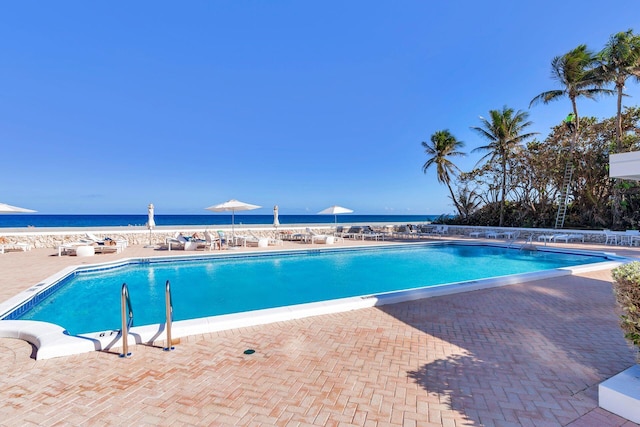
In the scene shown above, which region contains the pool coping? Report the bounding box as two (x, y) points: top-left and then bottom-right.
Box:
(0, 241), (629, 359)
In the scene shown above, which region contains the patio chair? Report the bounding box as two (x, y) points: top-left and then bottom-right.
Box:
(603, 230), (618, 245)
(622, 230), (640, 246)
(216, 231), (228, 249)
(197, 231), (221, 251)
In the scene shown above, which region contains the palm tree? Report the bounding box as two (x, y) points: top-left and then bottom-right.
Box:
(530, 45), (612, 140)
(598, 29), (640, 151)
(471, 106), (537, 227)
(422, 130), (466, 216)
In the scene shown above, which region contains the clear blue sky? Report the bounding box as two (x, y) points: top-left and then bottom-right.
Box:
(2, 1), (639, 215)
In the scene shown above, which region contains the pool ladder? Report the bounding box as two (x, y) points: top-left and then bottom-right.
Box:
(164, 280), (175, 352)
(120, 283), (134, 358)
(119, 280), (175, 358)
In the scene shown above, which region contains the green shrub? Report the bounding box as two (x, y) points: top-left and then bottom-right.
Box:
(611, 262), (640, 358)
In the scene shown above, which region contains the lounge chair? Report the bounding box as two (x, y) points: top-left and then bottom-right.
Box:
(469, 230), (487, 238)
(166, 233), (189, 251)
(57, 241), (119, 256)
(0, 241), (32, 254)
(83, 233), (128, 251)
(343, 226), (365, 240)
(305, 228), (334, 244)
(553, 233), (584, 243)
(361, 226), (385, 241)
(537, 234), (555, 243)
(430, 225), (449, 236)
(334, 226), (348, 238)
(247, 231), (277, 247)
(486, 230), (506, 239)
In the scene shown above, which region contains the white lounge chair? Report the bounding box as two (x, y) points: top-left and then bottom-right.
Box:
(166, 233), (189, 251)
(486, 230), (505, 239)
(430, 225), (449, 236)
(83, 233), (128, 251)
(306, 228), (333, 244)
(552, 233), (584, 243)
(361, 226), (385, 241)
(0, 241), (32, 254)
(469, 230), (487, 238)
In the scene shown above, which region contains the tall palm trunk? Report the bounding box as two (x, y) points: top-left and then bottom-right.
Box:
(499, 156), (507, 226)
(616, 81), (624, 150)
(611, 80), (625, 228)
(446, 182), (463, 218)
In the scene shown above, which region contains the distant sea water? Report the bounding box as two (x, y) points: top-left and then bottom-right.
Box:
(0, 214), (441, 229)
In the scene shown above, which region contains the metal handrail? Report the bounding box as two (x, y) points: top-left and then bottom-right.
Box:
(120, 283), (134, 358)
(164, 280), (175, 351)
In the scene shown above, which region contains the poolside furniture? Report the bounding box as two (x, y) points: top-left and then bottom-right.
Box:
(603, 230), (618, 245)
(75, 245), (95, 257)
(93, 245), (121, 254)
(305, 228), (333, 244)
(537, 234), (555, 243)
(361, 227), (385, 241)
(621, 230), (640, 246)
(552, 233), (584, 243)
(343, 226), (365, 239)
(166, 233), (188, 251)
(248, 231), (276, 247)
(0, 241), (32, 254)
(503, 231), (520, 240)
(83, 233), (128, 249)
(486, 230), (506, 239)
(196, 231), (220, 251)
(333, 226), (348, 239)
(430, 225), (449, 236)
(469, 230), (487, 238)
(216, 231), (228, 249)
(58, 241), (123, 256)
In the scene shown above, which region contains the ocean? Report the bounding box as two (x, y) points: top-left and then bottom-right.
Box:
(0, 214), (441, 229)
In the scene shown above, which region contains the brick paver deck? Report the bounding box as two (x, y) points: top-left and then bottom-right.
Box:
(0, 238), (639, 426)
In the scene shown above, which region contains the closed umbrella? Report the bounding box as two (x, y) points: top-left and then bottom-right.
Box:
(318, 205), (353, 226)
(273, 205), (280, 228)
(145, 203), (155, 247)
(205, 199), (261, 241)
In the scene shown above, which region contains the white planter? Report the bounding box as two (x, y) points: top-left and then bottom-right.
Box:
(599, 364), (640, 423)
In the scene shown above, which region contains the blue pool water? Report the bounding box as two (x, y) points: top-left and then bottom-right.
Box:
(13, 244), (605, 335)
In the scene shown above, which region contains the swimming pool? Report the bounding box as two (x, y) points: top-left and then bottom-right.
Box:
(4, 243), (614, 336)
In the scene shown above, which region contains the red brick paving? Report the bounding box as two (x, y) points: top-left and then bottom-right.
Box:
(0, 241), (639, 426)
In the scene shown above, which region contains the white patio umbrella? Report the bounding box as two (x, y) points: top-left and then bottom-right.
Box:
(273, 205), (280, 228)
(205, 199), (261, 239)
(0, 203), (36, 213)
(317, 205), (353, 226)
(145, 203), (156, 247)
